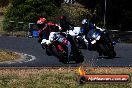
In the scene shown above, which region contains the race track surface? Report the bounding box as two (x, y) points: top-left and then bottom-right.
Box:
(0, 36), (132, 67)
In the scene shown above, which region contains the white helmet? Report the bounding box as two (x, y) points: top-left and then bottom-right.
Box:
(82, 19), (87, 24)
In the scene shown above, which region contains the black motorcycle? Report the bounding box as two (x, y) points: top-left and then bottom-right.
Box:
(87, 28), (116, 58)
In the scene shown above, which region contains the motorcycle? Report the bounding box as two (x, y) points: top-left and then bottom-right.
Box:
(87, 28), (116, 58)
(67, 26), (87, 49)
(41, 32), (84, 64)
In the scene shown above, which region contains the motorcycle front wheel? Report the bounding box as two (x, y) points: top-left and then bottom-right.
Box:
(108, 50), (116, 58)
(52, 44), (69, 64)
(74, 50), (84, 63)
(77, 37), (87, 49)
(99, 43), (116, 58)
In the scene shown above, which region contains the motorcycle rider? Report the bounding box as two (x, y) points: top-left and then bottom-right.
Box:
(37, 17), (74, 59)
(81, 16), (96, 51)
(58, 15), (81, 58)
(58, 15), (74, 32)
(82, 15), (113, 56)
(37, 17), (61, 48)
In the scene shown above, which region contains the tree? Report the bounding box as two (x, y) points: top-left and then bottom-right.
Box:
(4, 0), (61, 22)
(76, 0), (132, 31)
(106, 0), (132, 30)
(0, 0), (9, 7)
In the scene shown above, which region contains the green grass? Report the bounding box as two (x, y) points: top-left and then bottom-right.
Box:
(0, 31), (29, 37)
(0, 68), (132, 88)
(0, 16), (3, 31)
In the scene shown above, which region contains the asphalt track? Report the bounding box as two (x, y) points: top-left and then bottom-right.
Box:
(0, 36), (132, 67)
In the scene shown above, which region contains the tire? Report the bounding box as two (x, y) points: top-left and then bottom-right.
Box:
(108, 50), (116, 58)
(52, 45), (59, 56)
(105, 43), (116, 58)
(75, 50), (84, 63)
(46, 48), (52, 56)
(76, 57), (84, 63)
(42, 44), (52, 56)
(77, 37), (87, 49)
(98, 44), (107, 56)
(60, 58), (69, 64)
(99, 43), (116, 58)
(52, 44), (68, 64)
(41, 43), (46, 49)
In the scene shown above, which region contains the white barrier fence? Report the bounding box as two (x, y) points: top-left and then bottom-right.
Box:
(109, 30), (132, 33)
(0, 21), (37, 37)
(0, 21), (131, 40)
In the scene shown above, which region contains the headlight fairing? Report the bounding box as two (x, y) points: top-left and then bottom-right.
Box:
(91, 40), (96, 44)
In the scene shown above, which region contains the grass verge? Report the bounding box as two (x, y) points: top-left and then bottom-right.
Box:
(0, 31), (29, 37)
(0, 16), (3, 31)
(0, 67), (132, 88)
(0, 49), (21, 63)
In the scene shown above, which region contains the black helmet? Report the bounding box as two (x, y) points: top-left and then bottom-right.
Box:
(59, 15), (66, 20)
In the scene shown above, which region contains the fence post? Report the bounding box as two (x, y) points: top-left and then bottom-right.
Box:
(28, 23), (35, 37)
(18, 22), (24, 31)
(0, 21), (3, 32)
(9, 21), (15, 36)
(18, 22), (25, 36)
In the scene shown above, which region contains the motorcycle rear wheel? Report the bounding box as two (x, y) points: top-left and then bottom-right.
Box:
(108, 50), (116, 58)
(74, 50), (84, 63)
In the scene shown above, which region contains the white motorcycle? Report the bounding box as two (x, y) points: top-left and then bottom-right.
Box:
(67, 26), (88, 49)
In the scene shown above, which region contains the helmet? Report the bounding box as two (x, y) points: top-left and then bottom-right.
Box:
(82, 19), (87, 24)
(59, 15), (66, 20)
(37, 18), (47, 29)
(37, 18), (47, 24)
